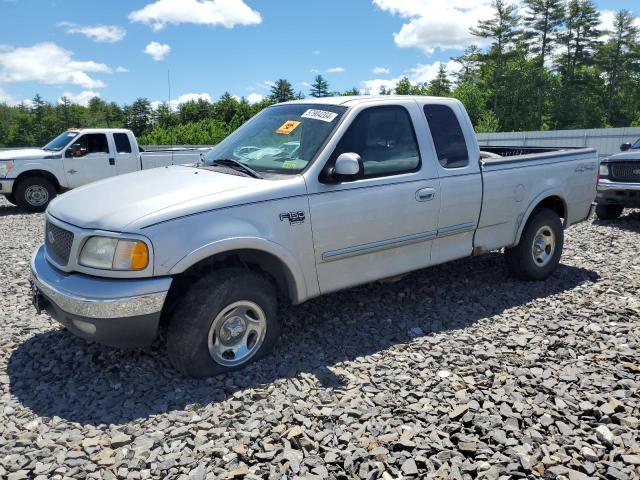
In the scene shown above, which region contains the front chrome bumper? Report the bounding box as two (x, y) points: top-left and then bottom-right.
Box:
(597, 179), (640, 191)
(30, 245), (172, 347)
(0, 179), (15, 194)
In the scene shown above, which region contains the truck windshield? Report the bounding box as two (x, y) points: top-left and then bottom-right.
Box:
(43, 131), (79, 151)
(203, 104), (347, 174)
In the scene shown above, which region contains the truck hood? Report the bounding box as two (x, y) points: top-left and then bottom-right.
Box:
(605, 149), (640, 162)
(0, 148), (53, 160)
(48, 166), (276, 231)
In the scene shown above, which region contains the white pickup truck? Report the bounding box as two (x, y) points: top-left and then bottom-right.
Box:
(0, 128), (205, 211)
(30, 96), (598, 377)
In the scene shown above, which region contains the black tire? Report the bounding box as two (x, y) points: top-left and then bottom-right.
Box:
(505, 208), (564, 281)
(14, 177), (57, 212)
(167, 268), (279, 377)
(595, 204), (623, 220)
(4, 193), (18, 206)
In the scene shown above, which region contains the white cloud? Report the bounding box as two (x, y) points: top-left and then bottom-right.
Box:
(129, 0), (261, 31)
(0, 42), (111, 89)
(373, 0), (493, 55)
(300, 81), (310, 87)
(326, 67), (345, 73)
(151, 92), (213, 110)
(58, 22), (126, 43)
(0, 85), (15, 105)
(360, 60), (460, 94)
(144, 41), (171, 61)
(115, 66), (128, 73)
(246, 92), (263, 104)
(312, 50), (320, 55)
(59, 91), (100, 106)
(373, 66), (390, 74)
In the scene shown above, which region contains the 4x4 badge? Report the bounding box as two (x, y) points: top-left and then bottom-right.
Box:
(279, 211), (305, 225)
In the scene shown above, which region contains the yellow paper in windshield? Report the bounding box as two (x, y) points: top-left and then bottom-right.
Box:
(282, 160), (297, 169)
(276, 120), (301, 135)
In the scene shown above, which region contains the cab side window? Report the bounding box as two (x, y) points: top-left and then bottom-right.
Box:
(333, 106), (421, 178)
(72, 134), (109, 157)
(423, 104), (469, 168)
(114, 133), (132, 153)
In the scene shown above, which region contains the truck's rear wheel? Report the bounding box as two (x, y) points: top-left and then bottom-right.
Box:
(505, 208), (564, 281)
(14, 177), (56, 212)
(167, 268), (279, 377)
(595, 204), (623, 220)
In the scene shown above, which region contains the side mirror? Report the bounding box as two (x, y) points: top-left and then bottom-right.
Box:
(620, 142), (632, 152)
(64, 148), (73, 158)
(333, 153), (362, 181)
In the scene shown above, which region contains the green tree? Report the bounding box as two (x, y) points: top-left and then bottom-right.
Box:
(470, 0), (520, 118)
(269, 79), (296, 103)
(428, 65), (452, 96)
(309, 75), (330, 97)
(523, 0), (565, 128)
(124, 98), (153, 137)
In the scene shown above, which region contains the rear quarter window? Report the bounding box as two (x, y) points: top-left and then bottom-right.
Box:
(423, 104), (469, 169)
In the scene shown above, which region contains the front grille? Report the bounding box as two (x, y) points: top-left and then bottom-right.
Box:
(45, 221), (74, 265)
(610, 162), (640, 181)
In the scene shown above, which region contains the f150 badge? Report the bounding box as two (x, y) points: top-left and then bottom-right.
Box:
(280, 211), (305, 225)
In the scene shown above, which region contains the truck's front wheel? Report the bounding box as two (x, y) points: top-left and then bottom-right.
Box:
(505, 208), (564, 281)
(595, 204), (623, 220)
(167, 268), (279, 377)
(14, 177), (57, 212)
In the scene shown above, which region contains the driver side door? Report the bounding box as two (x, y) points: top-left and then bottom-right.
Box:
(306, 102), (441, 294)
(63, 133), (117, 188)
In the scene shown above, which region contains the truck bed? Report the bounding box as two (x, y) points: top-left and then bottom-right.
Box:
(475, 146), (598, 253)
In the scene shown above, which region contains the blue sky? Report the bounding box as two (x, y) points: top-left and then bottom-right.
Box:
(0, 0), (637, 107)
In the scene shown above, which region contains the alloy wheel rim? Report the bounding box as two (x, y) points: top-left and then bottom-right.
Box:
(24, 185), (49, 206)
(207, 300), (267, 367)
(531, 226), (555, 267)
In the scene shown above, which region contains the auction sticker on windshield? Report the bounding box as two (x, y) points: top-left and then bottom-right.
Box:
(301, 109), (338, 122)
(276, 120), (301, 135)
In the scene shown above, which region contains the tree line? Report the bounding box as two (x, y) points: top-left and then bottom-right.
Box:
(1, 0), (639, 148)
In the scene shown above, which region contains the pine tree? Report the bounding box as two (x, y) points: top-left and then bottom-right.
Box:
(428, 65), (452, 96)
(269, 79), (296, 103)
(470, 0), (520, 118)
(598, 10), (639, 125)
(309, 75), (330, 97)
(523, 0), (565, 128)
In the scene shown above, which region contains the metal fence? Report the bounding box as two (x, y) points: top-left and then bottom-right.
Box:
(477, 127), (640, 159)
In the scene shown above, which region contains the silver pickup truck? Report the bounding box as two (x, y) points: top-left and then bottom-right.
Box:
(30, 96), (598, 377)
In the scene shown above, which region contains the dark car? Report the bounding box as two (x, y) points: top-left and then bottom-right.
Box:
(595, 137), (640, 219)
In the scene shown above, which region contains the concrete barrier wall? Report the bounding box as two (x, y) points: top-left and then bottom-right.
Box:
(477, 127), (640, 159)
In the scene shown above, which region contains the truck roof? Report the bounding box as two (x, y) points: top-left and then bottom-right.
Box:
(281, 95), (461, 107)
(66, 128), (133, 134)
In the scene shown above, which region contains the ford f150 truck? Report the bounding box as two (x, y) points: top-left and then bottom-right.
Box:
(0, 128), (204, 211)
(595, 137), (640, 219)
(29, 97), (598, 377)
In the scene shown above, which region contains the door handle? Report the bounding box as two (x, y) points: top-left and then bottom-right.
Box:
(416, 188), (436, 202)
(109, 158), (115, 165)
(67, 169), (77, 175)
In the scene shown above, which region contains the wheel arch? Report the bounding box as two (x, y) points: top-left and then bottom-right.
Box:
(14, 169), (62, 192)
(515, 192), (567, 245)
(166, 239), (308, 309)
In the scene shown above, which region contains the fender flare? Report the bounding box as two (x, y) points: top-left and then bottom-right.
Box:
(168, 236), (309, 304)
(514, 189), (567, 245)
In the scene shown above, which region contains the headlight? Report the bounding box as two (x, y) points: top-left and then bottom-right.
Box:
(599, 163), (609, 177)
(0, 160), (14, 177)
(79, 237), (149, 271)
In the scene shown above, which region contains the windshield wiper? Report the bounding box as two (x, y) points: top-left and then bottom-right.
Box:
(210, 158), (263, 179)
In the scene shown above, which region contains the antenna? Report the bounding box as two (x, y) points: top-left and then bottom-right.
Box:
(168, 69), (174, 164)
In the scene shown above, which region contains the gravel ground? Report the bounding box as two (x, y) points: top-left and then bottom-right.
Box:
(0, 195), (638, 480)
